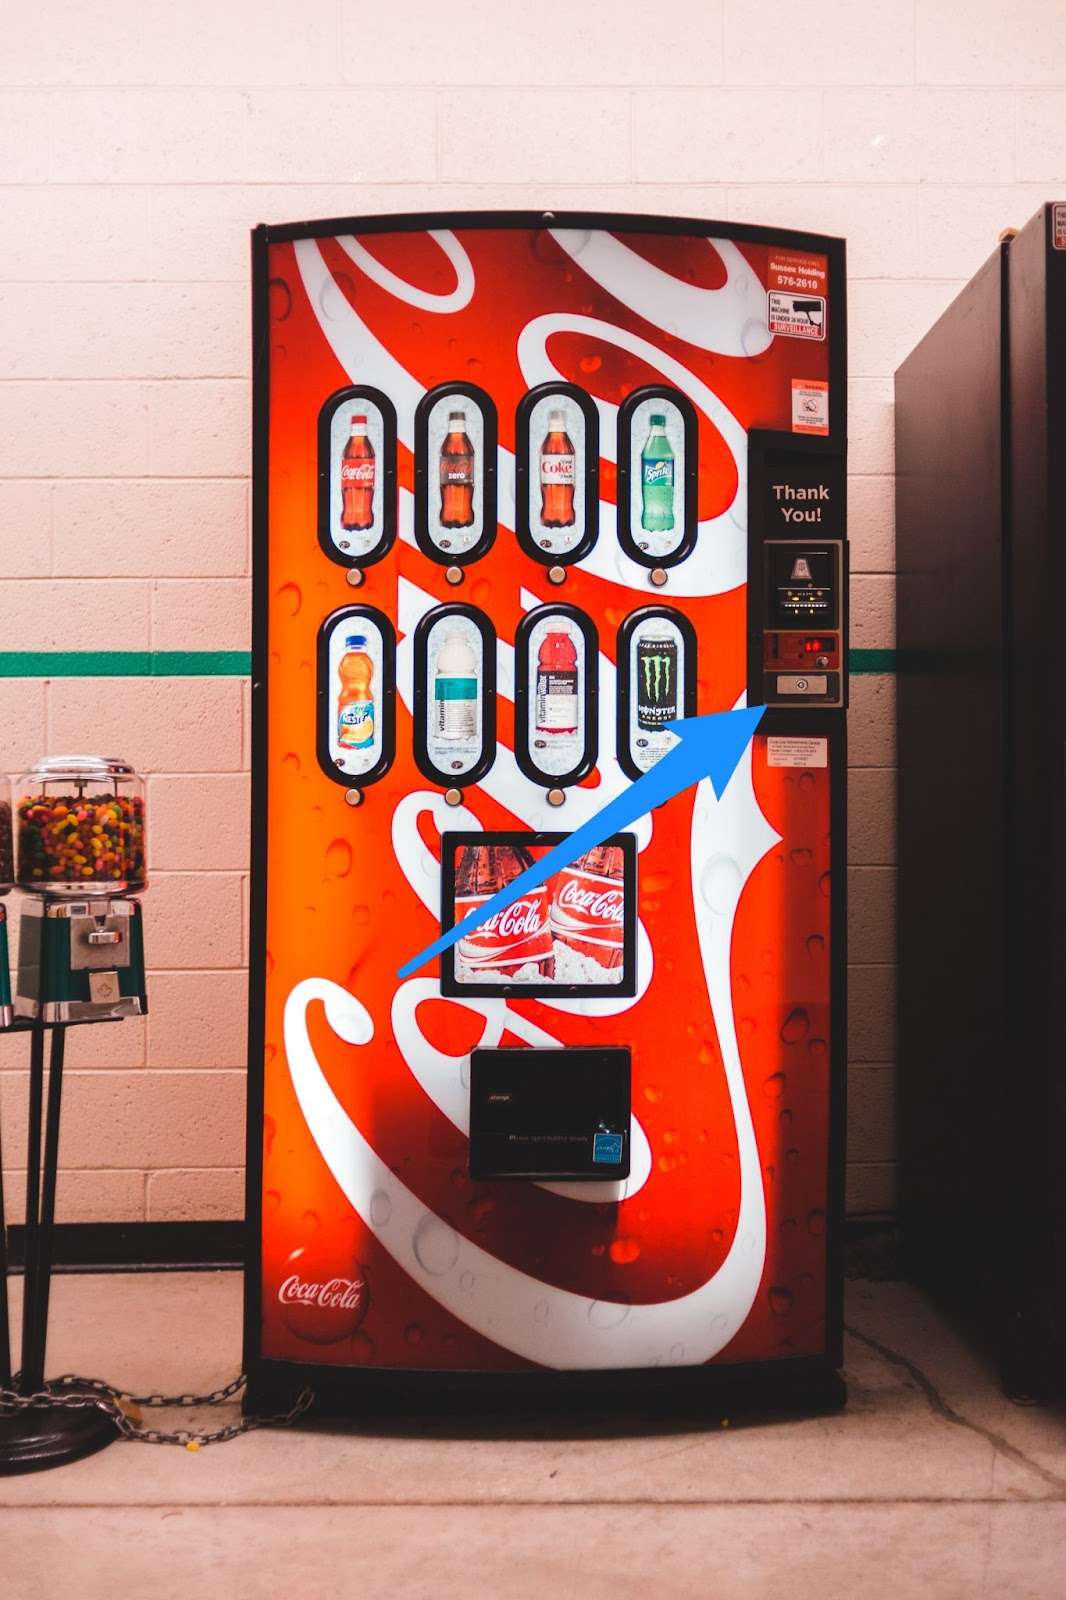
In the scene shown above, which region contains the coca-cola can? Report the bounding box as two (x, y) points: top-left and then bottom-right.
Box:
(549, 850), (626, 970)
(456, 885), (554, 978)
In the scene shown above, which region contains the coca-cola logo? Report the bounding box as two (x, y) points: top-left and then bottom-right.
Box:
(479, 897), (545, 940)
(278, 1273), (367, 1312)
(277, 1244), (370, 1344)
(557, 879), (625, 924)
(341, 462), (375, 482)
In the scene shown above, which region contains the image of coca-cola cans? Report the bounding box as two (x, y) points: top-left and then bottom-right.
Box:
(549, 844), (626, 971)
(455, 844), (554, 980)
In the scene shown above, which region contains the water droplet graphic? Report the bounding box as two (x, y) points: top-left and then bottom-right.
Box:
(643, 1084), (664, 1104)
(325, 837), (353, 878)
(369, 1190), (392, 1228)
(807, 1209), (826, 1236)
(741, 317), (769, 356)
(466, 356), (483, 377)
(264, 1189), (281, 1212)
(780, 1008), (810, 1044)
(806, 933), (825, 958)
(763, 1072), (786, 1100)
(769, 1286), (794, 1315)
(268, 276), (292, 321)
(534, 1300), (550, 1324)
(700, 854), (743, 914)
(404, 1322), (423, 1346)
(656, 1153), (677, 1174)
(790, 847), (813, 865)
(588, 1299), (630, 1329)
(264, 1043), (276, 1066)
(459, 1270), (475, 1293)
(818, 871), (831, 898)
(263, 1114), (276, 1155)
(809, 1037), (827, 1059)
(779, 1107), (793, 1128)
(320, 272), (355, 320)
(608, 1237), (640, 1265)
(669, 1342), (686, 1363)
(413, 1214), (460, 1275)
(468, 1196), (495, 1227)
(276, 581), (302, 616)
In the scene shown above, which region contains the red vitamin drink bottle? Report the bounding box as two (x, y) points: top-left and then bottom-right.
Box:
(440, 410), (475, 528)
(340, 414), (375, 531)
(539, 409), (575, 528)
(535, 625), (579, 737)
(454, 844), (554, 978)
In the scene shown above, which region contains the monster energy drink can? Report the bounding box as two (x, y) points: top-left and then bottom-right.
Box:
(636, 630), (678, 728)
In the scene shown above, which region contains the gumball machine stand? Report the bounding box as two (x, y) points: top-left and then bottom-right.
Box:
(0, 756), (149, 1473)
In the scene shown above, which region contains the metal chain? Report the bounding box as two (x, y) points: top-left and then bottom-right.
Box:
(0, 1373), (314, 1449)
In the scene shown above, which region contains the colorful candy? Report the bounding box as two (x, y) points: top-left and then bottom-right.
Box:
(0, 800), (12, 890)
(17, 791), (145, 890)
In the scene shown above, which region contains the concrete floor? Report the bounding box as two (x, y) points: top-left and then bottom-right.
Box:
(1, 1273), (1064, 1598)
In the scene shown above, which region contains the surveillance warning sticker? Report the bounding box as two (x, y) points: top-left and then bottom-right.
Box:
(791, 378), (829, 437)
(1053, 203), (1066, 249)
(767, 251), (828, 340)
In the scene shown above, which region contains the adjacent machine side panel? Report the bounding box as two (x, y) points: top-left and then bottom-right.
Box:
(896, 249), (1008, 1304)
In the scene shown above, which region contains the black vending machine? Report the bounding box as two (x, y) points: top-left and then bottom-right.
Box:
(896, 202), (1066, 1397)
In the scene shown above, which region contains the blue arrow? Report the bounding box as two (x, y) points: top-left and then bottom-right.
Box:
(397, 705), (766, 980)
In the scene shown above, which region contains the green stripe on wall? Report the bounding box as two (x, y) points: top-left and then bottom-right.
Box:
(0, 651), (253, 678)
(0, 648), (897, 679)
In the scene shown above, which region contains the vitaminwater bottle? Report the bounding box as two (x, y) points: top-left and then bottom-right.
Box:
(337, 635), (374, 749)
(434, 631), (478, 741)
(640, 413), (675, 534)
(535, 625), (579, 737)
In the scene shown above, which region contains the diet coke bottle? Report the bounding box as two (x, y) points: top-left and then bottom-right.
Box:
(340, 414), (375, 532)
(549, 844), (625, 971)
(455, 843), (554, 979)
(539, 410), (575, 530)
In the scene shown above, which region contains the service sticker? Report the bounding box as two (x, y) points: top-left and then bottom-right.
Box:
(1053, 203), (1066, 250)
(767, 251), (827, 341)
(766, 735), (829, 769)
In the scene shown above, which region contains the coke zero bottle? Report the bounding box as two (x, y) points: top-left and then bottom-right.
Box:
(440, 410), (475, 528)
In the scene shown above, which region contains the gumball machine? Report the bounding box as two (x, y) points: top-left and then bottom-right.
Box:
(0, 793), (13, 1029)
(13, 756), (147, 1023)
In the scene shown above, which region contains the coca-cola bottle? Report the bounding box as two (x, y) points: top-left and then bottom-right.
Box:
(539, 410), (575, 530)
(340, 414), (375, 532)
(455, 843), (553, 979)
(440, 410), (475, 528)
(549, 844), (625, 972)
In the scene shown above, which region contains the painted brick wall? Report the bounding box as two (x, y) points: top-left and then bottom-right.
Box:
(2, 0), (1063, 1225)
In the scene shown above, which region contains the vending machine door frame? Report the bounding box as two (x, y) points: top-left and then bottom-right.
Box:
(243, 211), (848, 1417)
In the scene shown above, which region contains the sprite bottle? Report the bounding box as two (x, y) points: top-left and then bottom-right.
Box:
(640, 413), (675, 534)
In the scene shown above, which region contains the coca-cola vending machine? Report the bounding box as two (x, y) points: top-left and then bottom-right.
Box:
(245, 212), (848, 1413)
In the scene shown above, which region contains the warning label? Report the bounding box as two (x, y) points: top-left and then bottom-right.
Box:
(769, 291), (826, 340)
(1053, 203), (1066, 250)
(766, 735), (829, 769)
(791, 378), (829, 437)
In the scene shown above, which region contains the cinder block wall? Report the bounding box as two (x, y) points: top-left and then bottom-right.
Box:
(2, 0), (1062, 1225)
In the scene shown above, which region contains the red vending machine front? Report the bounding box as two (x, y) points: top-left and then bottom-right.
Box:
(244, 212), (848, 1413)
